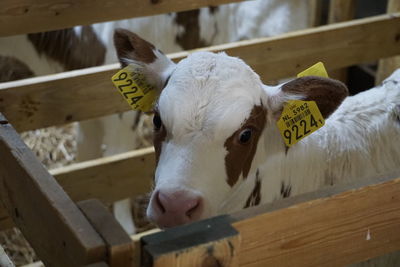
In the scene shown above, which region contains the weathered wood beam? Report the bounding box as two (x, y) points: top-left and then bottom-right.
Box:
(0, 0), (245, 37)
(78, 199), (134, 267)
(1, 13), (400, 132)
(141, 216), (240, 267)
(231, 175), (400, 267)
(52, 147), (155, 204)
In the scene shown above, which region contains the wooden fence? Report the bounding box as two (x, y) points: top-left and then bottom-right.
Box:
(1, 0), (400, 266)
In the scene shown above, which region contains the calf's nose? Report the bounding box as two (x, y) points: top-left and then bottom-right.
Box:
(150, 189), (203, 228)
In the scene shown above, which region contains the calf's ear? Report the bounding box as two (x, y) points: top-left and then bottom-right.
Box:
(267, 76), (349, 120)
(113, 28), (175, 90)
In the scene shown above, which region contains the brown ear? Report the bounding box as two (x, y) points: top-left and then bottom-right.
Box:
(114, 28), (158, 67)
(113, 29), (176, 91)
(281, 76), (348, 118)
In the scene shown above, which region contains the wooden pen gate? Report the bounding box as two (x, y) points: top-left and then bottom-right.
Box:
(1, 0), (400, 266)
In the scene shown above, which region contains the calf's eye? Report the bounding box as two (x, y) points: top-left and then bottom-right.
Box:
(239, 128), (252, 144)
(153, 114), (162, 130)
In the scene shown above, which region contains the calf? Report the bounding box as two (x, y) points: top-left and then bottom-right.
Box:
(114, 30), (400, 229)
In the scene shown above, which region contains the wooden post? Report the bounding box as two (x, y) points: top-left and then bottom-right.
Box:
(376, 0), (400, 84)
(0, 113), (106, 267)
(78, 199), (135, 267)
(327, 0), (357, 83)
(141, 216), (240, 267)
(309, 0), (324, 27)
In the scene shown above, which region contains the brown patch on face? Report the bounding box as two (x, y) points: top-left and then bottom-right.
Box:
(244, 169), (262, 208)
(174, 10), (209, 50)
(0, 56), (34, 82)
(224, 106), (267, 187)
(28, 26), (106, 71)
(281, 76), (348, 118)
(114, 29), (157, 67)
(152, 112), (167, 165)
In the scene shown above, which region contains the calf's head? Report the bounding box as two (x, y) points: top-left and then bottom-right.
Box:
(114, 29), (348, 228)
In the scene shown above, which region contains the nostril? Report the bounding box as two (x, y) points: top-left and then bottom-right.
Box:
(155, 191), (166, 213)
(186, 201), (199, 218)
(154, 190), (204, 224)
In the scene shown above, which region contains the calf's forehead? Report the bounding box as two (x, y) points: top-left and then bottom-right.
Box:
(157, 52), (265, 139)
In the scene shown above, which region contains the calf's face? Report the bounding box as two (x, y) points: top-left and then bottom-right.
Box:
(150, 53), (269, 228)
(113, 29), (348, 228)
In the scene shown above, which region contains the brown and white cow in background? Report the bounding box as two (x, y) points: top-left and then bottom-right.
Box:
(113, 29), (400, 266)
(0, 0), (310, 235)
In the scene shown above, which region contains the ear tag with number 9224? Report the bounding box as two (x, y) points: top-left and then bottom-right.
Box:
(111, 64), (157, 112)
(276, 62), (328, 147)
(277, 100), (325, 147)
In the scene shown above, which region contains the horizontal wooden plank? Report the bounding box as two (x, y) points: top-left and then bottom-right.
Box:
(0, 113), (106, 266)
(0, 0), (244, 37)
(1, 13), (400, 132)
(0, 147), (155, 231)
(52, 147), (155, 203)
(231, 175), (400, 267)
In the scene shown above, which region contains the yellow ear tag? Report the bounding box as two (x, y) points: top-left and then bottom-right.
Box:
(111, 64), (158, 112)
(277, 100), (325, 147)
(277, 62), (328, 147)
(297, 61), (328, 78)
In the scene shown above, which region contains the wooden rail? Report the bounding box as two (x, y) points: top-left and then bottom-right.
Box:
(0, 147), (155, 231)
(0, 0), (244, 37)
(141, 175), (400, 267)
(1, 13), (400, 132)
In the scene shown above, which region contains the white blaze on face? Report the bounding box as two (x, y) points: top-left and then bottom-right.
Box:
(147, 51), (267, 224)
